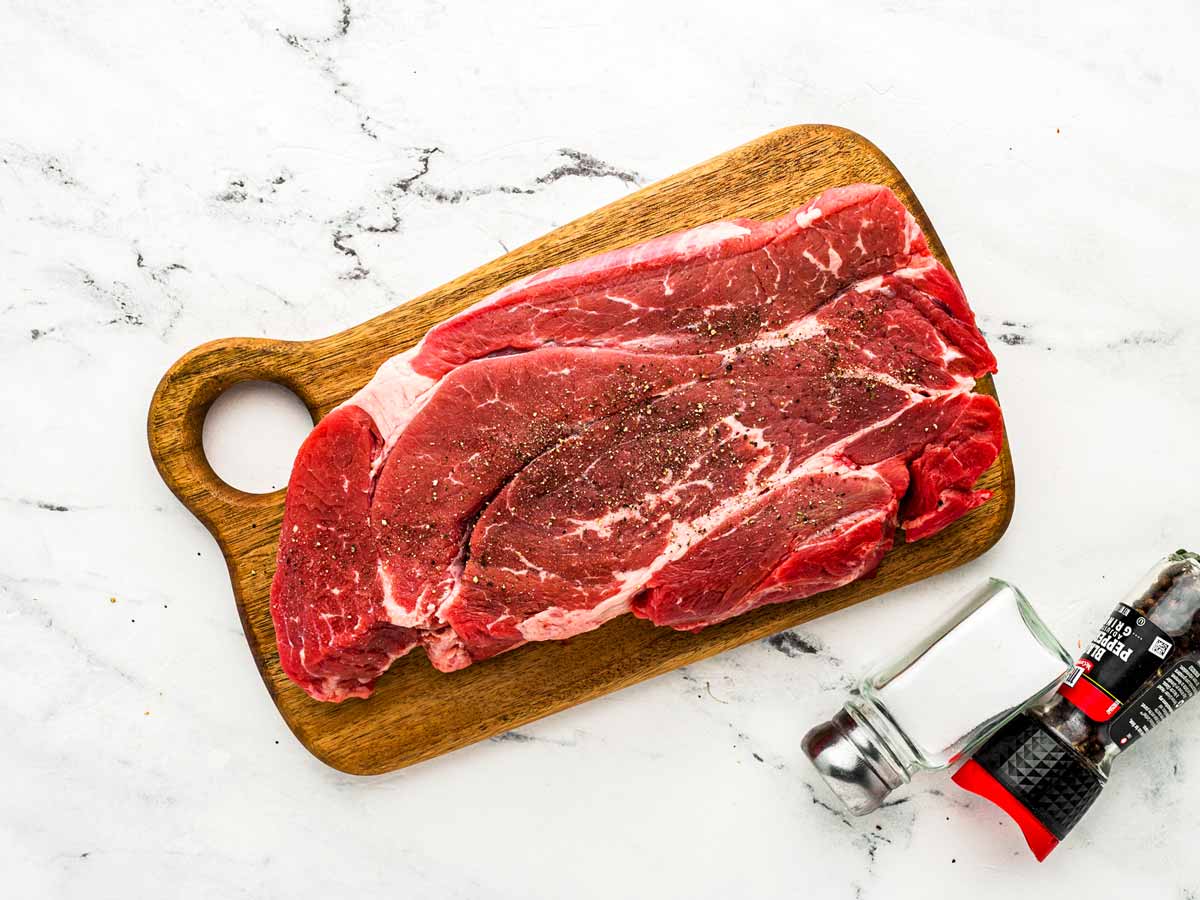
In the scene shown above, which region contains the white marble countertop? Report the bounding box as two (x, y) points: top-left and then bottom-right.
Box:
(4, 1), (1199, 896)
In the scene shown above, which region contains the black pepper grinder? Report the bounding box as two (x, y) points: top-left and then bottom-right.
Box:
(953, 549), (1200, 860)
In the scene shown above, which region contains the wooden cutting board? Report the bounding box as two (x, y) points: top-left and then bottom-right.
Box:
(148, 125), (1014, 775)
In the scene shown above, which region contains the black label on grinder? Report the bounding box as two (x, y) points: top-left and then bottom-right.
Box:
(1108, 658), (1200, 749)
(1061, 603), (1173, 720)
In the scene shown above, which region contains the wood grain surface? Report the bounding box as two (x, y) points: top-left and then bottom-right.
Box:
(147, 125), (1014, 775)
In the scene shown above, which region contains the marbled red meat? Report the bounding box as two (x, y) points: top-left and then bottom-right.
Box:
(270, 183), (1003, 702)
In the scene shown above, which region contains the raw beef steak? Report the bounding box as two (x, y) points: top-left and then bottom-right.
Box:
(270, 183), (1003, 701)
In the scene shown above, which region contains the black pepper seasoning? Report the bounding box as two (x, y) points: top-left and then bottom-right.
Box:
(954, 550), (1200, 860)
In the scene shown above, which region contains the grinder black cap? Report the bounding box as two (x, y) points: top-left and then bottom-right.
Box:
(952, 712), (1103, 860)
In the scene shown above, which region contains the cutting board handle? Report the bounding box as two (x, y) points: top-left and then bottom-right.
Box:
(147, 337), (319, 532)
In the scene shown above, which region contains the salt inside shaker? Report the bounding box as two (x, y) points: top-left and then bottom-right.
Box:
(802, 578), (1072, 814)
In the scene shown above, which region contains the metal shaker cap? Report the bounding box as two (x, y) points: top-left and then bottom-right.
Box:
(802, 708), (908, 815)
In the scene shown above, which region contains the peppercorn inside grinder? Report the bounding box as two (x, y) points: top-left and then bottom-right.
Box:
(954, 550), (1200, 861)
(802, 579), (1073, 814)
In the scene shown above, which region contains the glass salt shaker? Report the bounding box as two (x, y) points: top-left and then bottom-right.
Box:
(802, 578), (1073, 814)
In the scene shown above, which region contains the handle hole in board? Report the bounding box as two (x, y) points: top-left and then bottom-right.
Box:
(201, 380), (316, 494)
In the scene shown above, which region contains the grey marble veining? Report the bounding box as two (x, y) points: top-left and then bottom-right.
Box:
(3, 0), (1199, 897)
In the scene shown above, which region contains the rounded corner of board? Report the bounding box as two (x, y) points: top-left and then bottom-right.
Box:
(275, 708), (382, 776)
(788, 124), (888, 159)
(309, 747), (382, 777)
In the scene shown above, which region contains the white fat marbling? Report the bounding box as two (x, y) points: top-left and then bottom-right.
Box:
(2, 1), (1199, 897)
